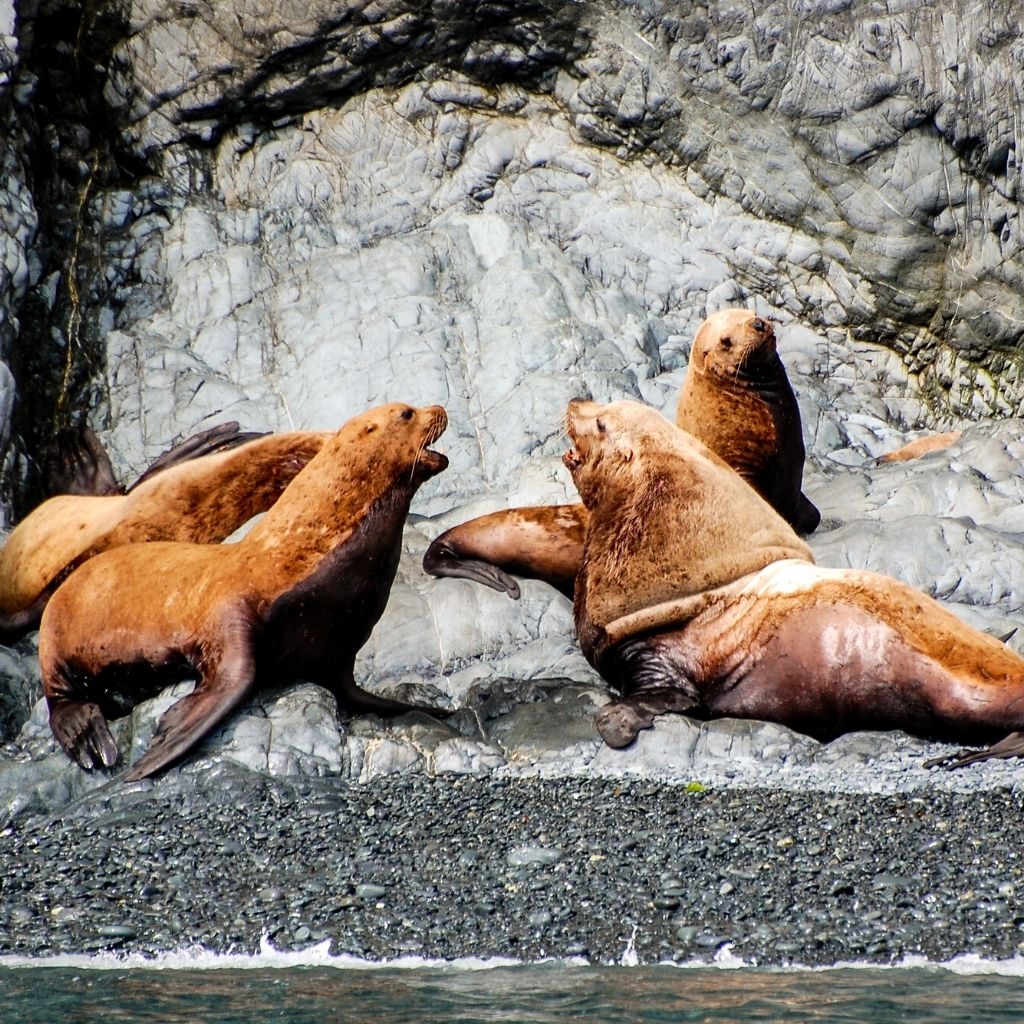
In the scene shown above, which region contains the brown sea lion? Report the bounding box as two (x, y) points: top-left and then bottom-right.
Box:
(0, 429), (329, 642)
(44, 421), (264, 499)
(876, 432), (962, 464)
(38, 402), (449, 781)
(564, 398), (1024, 769)
(424, 308), (818, 599)
(676, 309), (819, 534)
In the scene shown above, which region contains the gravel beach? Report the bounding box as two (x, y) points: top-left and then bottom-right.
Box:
(1, 766), (1022, 968)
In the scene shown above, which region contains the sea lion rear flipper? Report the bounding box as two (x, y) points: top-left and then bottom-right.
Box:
(422, 542), (522, 599)
(48, 425), (121, 497)
(48, 697), (120, 770)
(125, 422), (268, 493)
(925, 730), (1024, 771)
(122, 610), (257, 781)
(0, 589), (52, 645)
(594, 688), (698, 749)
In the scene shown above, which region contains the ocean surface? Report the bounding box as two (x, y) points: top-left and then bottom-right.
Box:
(2, 948), (1024, 1023)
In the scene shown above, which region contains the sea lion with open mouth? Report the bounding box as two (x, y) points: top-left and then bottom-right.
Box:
(565, 398), (1024, 770)
(424, 308), (818, 600)
(39, 403), (449, 781)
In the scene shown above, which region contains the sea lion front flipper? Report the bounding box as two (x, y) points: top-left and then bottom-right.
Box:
(792, 491), (821, 535)
(594, 688), (698, 749)
(925, 730), (1024, 771)
(48, 697), (120, 770)
(125, 422), (268, 493)
(422, 542), (522, 599)
(122, 610), (258, 782)
(331, 668), (452, 720)
(48, 426), (121, 497)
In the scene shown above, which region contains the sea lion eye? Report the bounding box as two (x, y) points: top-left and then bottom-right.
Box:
(400, 408), (414, 421)
(720, 336), (732, 350)
(596, 418), (607, 434)
(753, 318), (766, 332)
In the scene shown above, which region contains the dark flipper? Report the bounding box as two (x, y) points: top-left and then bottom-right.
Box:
(48, 697), (120, 770)
(331, 668), (452, 719)
(121, 609), (257, 781)
(422, 542), (521, 599)
(594, 688), (698, 749)
(126, 422), (267, 494)
(924, 730), (1024, 771)
(48, 425), (120, 497)
(792, 491), (821, 536)
(0, 590), (52, 645)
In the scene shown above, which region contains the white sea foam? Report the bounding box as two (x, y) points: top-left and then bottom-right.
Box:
(1, 938), (1022, 978)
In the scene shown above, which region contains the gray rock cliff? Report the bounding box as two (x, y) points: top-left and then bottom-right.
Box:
(1, 0), (1024, 814)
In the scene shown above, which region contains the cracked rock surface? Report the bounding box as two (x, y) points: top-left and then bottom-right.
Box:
(1, 3), (1024, 827)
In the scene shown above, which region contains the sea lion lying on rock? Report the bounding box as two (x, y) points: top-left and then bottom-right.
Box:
(564, 398), (1024, 770)
(39, 402), (450, 781)
(424, 309), (818, 599)
(0, 428), (328, 642)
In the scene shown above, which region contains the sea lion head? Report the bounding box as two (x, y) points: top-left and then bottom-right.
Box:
(563, 398), (680, 507)
(346, 402), (450, 484)
(564, 397), (814, 640)
(689, 308), (777, 382)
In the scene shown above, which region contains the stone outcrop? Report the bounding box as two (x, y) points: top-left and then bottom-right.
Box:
(1, 1), (1024, 816)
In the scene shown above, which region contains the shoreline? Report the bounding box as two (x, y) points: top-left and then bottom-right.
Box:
(2, 770), (1022, 968)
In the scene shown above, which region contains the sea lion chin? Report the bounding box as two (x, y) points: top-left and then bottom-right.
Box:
(39, 402), (450, 781)
(569, 398), (1024, 770)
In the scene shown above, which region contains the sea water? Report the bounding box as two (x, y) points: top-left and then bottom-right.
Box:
(2, 947), (1023, 1023)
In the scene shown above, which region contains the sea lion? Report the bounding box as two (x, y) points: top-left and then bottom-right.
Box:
(676, 308), (819, 534)
(877, 431), (962, 464)
(39, 402), (449, 781)
(424, 308), (818, 599)
(0, 429), (328, 641)
(564, 398), (1024, 769)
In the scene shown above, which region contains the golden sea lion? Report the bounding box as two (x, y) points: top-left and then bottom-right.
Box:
(424, 308), (817, 599)
(876, 432), (962, 464)
(0, 429), (329, 642)
(564, 398), (1024, 769)
(39, 402), (449, 781)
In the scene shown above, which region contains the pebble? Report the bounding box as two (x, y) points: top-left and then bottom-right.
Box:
(0, 775), (1021, 967)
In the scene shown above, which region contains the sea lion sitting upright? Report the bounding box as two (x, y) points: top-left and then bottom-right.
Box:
(564, 398), (1024, 769)
(0, 428), (329, 642)
(424, 308), (818, 599)
(39, 402), (450, 781)
(676, 308), (819, 534)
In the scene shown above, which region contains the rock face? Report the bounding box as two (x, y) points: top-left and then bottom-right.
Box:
(2, 0), (1024, 815)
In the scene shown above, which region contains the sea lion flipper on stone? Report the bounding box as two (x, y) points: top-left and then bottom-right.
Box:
(126, 421), (267, 494)
(422, 542), (522, 598)
(47, 696), (119, 770)
(121, 607), (258, 782)
(924, 730), (1024, 771)
(595, 689), (699, 748)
